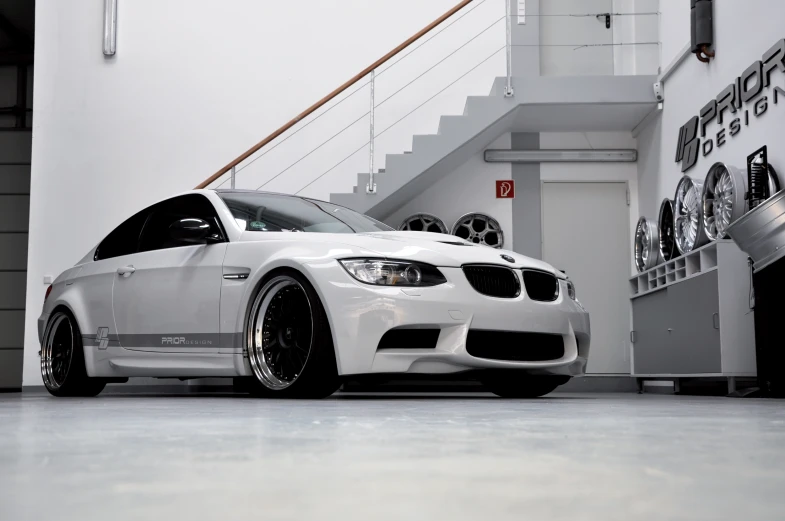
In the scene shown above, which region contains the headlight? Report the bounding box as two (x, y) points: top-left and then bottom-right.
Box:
(339, 259), (447, 287)
(566, 280), (576, 300)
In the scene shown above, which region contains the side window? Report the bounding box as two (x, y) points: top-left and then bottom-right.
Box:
(94, 208), (151, 261)
(138, 194), (224, 253)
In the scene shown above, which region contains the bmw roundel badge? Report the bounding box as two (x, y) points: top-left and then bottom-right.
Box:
(500, 254), (515, 263)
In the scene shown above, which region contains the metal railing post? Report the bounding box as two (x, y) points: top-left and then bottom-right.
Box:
(504, 0), (514, 97)
(230, 166), (236, 189)
(366, 69), (377, 194)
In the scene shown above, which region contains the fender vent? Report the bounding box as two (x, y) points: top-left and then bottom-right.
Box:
(466, 331), (565, 361)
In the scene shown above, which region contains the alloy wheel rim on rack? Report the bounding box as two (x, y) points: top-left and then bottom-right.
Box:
(451, 212), (504, 248)
(658, 198), (678, 261)
(634, 216), (662, 272)
(701, 162), (747, 241)
(674, 175), (708, 254)
(398, 213), (448, 233)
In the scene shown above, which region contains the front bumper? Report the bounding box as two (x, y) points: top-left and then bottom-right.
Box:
(304, 261), (591, 377)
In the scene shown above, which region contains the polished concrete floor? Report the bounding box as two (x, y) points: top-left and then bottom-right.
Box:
(0, 392), (784, 521)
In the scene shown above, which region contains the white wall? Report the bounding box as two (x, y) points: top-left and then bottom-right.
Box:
(538, 0), (659, 76)
(637, 0), (785, 222)
(612, 0), (660, 76)
(23, 0), (508, 385)
(539, 0), (615, 76)
(384, 134), (513, 243)
(659, 0), (690, 68)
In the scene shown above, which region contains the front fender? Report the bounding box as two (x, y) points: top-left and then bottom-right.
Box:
(220, 241), (372, 374)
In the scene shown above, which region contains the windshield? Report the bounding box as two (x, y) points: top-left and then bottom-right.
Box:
(217, 191), (394, 234)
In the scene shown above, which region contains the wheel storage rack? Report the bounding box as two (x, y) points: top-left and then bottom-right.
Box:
(628, 240), (756, 394)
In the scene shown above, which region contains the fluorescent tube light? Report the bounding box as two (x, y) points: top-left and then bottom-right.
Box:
(484, 149), (638, 163)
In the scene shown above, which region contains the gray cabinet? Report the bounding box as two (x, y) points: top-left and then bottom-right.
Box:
(630, 241), (756, 377)
(632, 271), (720, 374)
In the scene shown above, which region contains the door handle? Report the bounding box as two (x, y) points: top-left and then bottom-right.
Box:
(713, 312), (720, 330)
(117, 265), (136, 277)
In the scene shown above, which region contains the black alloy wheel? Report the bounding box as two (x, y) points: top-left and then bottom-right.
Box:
(41, 310), (106, 397)
(245, 271), (339, 398)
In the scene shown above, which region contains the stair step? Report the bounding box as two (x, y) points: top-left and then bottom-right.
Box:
(463, 96), (495, 117)
(411, 134), (442, 154)
(384, 153), (413, 173)
(437, 115), (467, 135)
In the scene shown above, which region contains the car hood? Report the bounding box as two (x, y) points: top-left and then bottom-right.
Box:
(239, 230), (565, 277)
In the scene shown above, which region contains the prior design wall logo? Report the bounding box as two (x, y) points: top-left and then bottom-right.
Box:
(95, 327), (109, 349)
(675, 38), (785, 172)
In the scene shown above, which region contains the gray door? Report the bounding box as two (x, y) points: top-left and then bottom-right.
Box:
(631, 289), (670, 374)
(542, 182), (631, 374)
(667, 270), (721, 373)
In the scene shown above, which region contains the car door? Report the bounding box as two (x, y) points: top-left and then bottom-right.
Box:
(112, 194), (228, 353)
(79, 206), (152, 353)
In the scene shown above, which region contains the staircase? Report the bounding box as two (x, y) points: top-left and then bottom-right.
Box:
(330, 74), (658, 220)
(196, 0), (659, 222)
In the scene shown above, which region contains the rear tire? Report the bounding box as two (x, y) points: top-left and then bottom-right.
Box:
(41, 310), (106, 397)
(481, 372), (569, 398)
(245, 271), (340, 399)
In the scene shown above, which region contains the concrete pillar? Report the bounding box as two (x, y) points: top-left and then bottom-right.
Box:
(511, 132), (541, 259)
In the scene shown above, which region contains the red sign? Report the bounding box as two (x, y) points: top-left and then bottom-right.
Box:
(496, 180), (515, 199)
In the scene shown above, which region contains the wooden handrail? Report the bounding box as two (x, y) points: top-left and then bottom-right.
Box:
(195, 0), (476, 189)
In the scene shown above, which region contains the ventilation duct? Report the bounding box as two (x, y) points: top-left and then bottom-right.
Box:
(691, 0), (714, 63)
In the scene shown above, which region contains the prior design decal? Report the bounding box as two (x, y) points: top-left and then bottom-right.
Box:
(160, 336), (213, 346)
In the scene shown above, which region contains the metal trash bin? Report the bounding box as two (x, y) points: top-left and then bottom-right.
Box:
(726, 189), (785, 397)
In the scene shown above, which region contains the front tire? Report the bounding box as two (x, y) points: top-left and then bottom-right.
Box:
(41, 310), (106, 397)
(245, 271), (339, 398)
(481, 372), (569, 398)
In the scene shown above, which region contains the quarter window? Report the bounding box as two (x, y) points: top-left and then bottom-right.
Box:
(93, 208), (150, 261)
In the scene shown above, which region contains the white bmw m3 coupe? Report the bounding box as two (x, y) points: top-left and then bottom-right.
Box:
(39, 189), (590, 398)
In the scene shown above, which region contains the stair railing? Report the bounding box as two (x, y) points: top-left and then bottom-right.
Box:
(195, 0), (479, 190)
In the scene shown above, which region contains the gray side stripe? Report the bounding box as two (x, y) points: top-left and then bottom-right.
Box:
(84, 333), (243, 349)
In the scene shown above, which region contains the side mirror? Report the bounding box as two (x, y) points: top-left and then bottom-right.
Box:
(169, 217), (212, 243)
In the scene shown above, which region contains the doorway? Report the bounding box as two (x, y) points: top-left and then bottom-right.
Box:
(541, 181), (630, 374)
